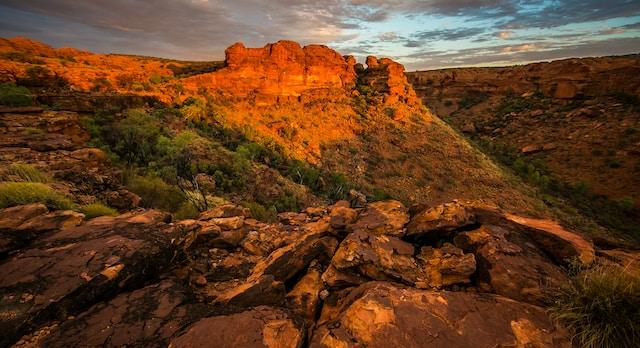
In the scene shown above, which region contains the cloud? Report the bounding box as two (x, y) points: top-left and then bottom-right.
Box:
(378, 32), (398, 41)
(496, 31), (513, 39)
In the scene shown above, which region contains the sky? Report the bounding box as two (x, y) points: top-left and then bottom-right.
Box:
(0, 0), (639, 70)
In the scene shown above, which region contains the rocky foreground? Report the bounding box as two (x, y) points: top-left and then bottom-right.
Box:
(2, 196), (638, 347)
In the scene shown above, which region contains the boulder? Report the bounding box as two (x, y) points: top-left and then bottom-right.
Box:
(405, 201), (476, 240)
(286, 265), (324, 320)
(212, 275), (286, 308)
(199, 204), (250, 220)
(454, 225), (568, 305)
(310, 282), (570, 347)
(348, 200), (409, 237)
(502, 213), (595, 265)
(331, 229), (418, 285)
(415, 243), (476, 288)
(248, 229), (338, 283)
(169, 306), (303, 348)
(0, 210), (191, 347)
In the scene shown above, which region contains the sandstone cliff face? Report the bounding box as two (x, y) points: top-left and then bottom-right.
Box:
(182, 41), (357, 103)
(407, 55), (640, 102)
(360, 55), (419, 106)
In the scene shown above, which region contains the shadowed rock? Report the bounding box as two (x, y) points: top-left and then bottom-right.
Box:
(310, 282), (570, 347)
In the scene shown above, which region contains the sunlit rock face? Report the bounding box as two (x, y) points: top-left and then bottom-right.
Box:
(183, 40), (357, 101)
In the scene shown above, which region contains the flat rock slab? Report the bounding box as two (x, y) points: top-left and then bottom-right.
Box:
(169, 306), (303, 348)
(32, 280), (206, 348)
(311, 282), (570, 348)
(0, 211), (189, 347)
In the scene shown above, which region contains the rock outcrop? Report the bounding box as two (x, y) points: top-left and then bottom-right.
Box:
(183, 41), (357, 103)
(310, 282), (570, 347)
(0, 199), (603, 346)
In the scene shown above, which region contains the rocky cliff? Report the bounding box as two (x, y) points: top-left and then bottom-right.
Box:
(407, 56), (640, 236)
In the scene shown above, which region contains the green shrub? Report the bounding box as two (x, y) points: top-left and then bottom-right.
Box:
(1, 163), (50, 182)
(112, 109), (162, 165)
(458, 91), (488, 109)
(0, 83), (32, 107)
(79, 203), (118, 219)
(369, 188), (392, 201)
(173, 201), (200, 220)
(126, 175), (186, 212)
(244, 201), (278, 222)
(550, 262), (640, 348)
(0, 182), (74, 210)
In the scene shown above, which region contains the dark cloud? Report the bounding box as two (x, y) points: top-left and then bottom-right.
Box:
(403, 36), (640, 70)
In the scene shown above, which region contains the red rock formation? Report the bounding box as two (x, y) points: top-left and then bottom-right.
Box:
(183, 41), (356, 102)
(359, 55), (419, 106)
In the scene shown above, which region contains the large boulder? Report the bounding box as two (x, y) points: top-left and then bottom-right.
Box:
(0, 210), (190, 347)
(348, 200), (409, 237)
(330, 229), (418, 285)
(169, 306), (303, 348)
(454, 225), (568, 305)
(405, 201), (476, 240)
(415, 243), (476, 288)
(310, 282), (570, 347)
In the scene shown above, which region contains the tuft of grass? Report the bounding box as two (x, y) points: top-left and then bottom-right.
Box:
(1, 163), (51, 183)
(79, 203), (118, 219)
(0, 182), (74, 210)
(550, 262), (640, 348)
(173, 201), (200, 220)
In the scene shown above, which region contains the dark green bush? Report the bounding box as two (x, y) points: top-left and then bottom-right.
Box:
(458, 91), (488, 109)
(126, 175), (186, 212)
(0, 83), (32, 107)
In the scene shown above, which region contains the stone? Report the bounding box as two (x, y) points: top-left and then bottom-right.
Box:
(405, 201), (476, 240)
(331, 229), (418, 285)
(248, 229), (338, 283)
(310, 282), (570, 347)
(38, 280), (205, 348)
(502, 213), (595, 265)
(169, 306), (303, 348)
(212, 275), (285, 308)
(521, 144), (543, 154)
(199, 204), (251, 220)
(0, 210), (192, 347)
(286, 266), (324, 320)
(454, 225), (568, 305)
(0, 208), (83, 256)
(103, 189), (140, 211)
(328, 205), (358, 230)
(415, 243), (476, 288)
(208, 216), (245, 230)
(348, 200), (409, 237)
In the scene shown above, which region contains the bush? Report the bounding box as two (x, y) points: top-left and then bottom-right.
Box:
(112, 109), (162, 165)
(244, 201), (278, 222)
(79, 203), (118, 219)
(173, 201), (200, 220)
(0, 83), (32, 107)
(458, 91), (488, 109)
(550, 262), (640, 348)
(126, 175), (186, 212)
(1, 163), (50, 182)
(0, 182), (74, 210)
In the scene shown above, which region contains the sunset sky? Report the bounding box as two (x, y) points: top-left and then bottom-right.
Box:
(1, 0), (639, 70)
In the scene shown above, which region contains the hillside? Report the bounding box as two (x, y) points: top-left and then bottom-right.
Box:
(0, 37), (639, 348)
(407, 55), (640, 238)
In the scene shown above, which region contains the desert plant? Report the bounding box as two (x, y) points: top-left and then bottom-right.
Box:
(550, 262), (640, 348)
(0, 182), (74, 210)
(126, 175), (186, 212)
(79, 203), (118, 219)
(1, 163), (50, 182)
(0, 83), (32, 107)
(173, 201), (200, 220)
